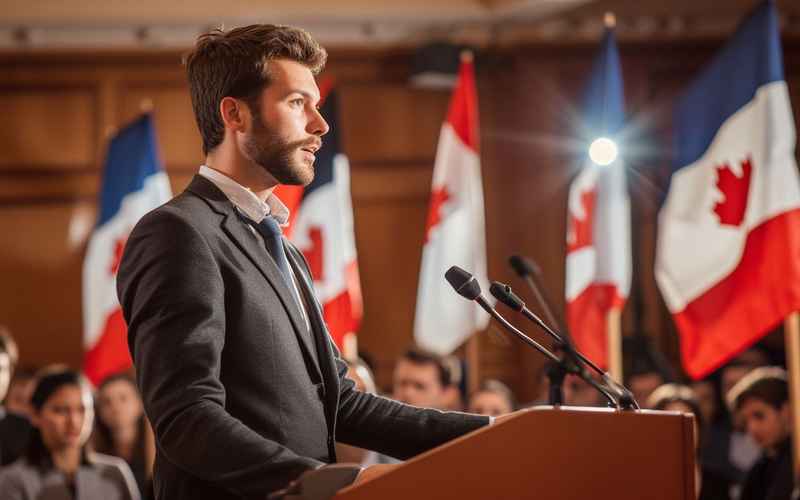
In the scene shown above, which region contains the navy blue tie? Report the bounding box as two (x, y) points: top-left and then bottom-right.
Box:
(250, 216), (294, 291)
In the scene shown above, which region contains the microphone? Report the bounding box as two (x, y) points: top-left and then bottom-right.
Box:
(490, 280), (639, 410)
(445, 266), (618, 407)
(445, 266), (482, 301)
(508, 255), (564, 333)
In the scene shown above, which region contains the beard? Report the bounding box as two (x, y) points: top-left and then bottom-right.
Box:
(243, 114), (320, 186)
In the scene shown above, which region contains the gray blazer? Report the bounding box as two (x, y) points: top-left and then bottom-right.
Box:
(0, 453), (140, 500)
(116, 175), (489, 500)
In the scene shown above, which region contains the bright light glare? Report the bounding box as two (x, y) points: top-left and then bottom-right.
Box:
(588, 137), (618, 166)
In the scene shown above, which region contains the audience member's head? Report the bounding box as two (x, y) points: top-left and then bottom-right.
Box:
(93, 373), (146, 454)
(689, 379), (719, 427)
(0, 326), (19, 402)
(392, 347), (457, 409)
(468, 379), (515, 417)
(648, 384), (704, 450)
(623, 335), (675, 407)
(720, 348), (770, 403)
(5, 366), (36, 417)
(727, 367), (790, 454)
(27, 368), (94, 466)
(562, 374), (604, 406)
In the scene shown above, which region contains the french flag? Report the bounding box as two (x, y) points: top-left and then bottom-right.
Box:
(565, 23), (631, 368)
(278, 84), (363, 357)
(414, 53), (491, 355)
(656, 0), (800, 379)
(83, 114), (171, 385)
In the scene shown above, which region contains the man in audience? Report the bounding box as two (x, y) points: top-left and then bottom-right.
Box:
(0, 326), (31, 465)
(728, 367), (793, 500)
(392, 347), (460, 410)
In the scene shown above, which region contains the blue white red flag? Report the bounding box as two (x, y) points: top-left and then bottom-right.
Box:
(565, 24), (631, 368)
(656, 0), (800, 379)
(83, 114), (171, 385)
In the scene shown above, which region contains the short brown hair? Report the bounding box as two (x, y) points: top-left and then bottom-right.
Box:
(401, 347), (453, 388)
(184, 24), (327, 155)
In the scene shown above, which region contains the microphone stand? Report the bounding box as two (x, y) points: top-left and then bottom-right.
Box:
(473, 296), (619, 408)
(491, 281), (639, 410)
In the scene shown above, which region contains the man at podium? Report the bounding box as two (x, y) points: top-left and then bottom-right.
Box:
(116, 23), (492, 500)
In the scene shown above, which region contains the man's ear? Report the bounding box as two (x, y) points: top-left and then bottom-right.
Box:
(219, 96), (249, 132)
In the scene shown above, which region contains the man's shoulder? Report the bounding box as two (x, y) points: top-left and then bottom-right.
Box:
(135, 187), (219, 234)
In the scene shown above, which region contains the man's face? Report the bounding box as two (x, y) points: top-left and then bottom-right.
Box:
(241, 58), (329, 186)
(739, 398), (790, 452)
(392, 359), (445, 409)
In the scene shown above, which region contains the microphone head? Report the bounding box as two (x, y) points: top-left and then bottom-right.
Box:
(445, 266), (482, 300)
(489, 281), (525, 312)
(509, 255), (540, 278)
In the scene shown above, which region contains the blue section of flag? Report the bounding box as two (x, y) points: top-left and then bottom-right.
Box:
(303, 91), (338, 198)
(96, 114), (163, 227)
(582, 26), (625, 139)
(674, 0), (784, 170)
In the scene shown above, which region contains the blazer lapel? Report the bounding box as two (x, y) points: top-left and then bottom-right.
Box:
(187, 175), (323, 381)
(285, 243), (341, 419)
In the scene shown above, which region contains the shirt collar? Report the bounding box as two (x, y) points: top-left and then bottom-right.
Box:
(198, 165), (289, 225)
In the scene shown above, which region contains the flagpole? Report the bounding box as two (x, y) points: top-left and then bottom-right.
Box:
(784, 311), (800, 477)
(607, 307), (623, 383)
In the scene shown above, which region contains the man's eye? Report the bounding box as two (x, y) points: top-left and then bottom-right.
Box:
(291, 98), (304, 106)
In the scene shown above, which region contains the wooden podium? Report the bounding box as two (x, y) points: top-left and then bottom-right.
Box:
(333, 406), (695, 500)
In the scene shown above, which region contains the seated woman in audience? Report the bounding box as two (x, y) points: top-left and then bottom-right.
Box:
(727, 367), (793, 500)
(468, 379), (515, 417)
(0, 368), (140, 500)
(648, 383), (731, 500)
(93, 373), (155, 499)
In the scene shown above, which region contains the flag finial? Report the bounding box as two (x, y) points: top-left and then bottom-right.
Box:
(604, 12), (616, 29)
(460, 50), (474, 63)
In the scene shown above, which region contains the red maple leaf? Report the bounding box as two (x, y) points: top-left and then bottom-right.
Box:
(109, 235), (128, 275)
(301, 227), (324, 281)
(713, 157), (752, 227)
(424, 187), (451, 243)
(567, 189), (595, 253)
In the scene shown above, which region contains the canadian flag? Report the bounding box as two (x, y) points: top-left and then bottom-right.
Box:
(565, 24), (631, 368)
(656, 0), (800, 379)
(414, 54), (490, 355)
(276, 82), (363, 357)
(83, 114), (171, 385)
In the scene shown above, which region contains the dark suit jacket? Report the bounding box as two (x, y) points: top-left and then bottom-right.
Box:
(117, 175), (489, 500)
(0, 411), (31, 466)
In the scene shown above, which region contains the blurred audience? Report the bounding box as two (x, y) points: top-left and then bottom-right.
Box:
(727, 367), (793, 500)
(0, 368), (140, 499)
(0, 327), (32, 466)
(392, 347), (459, 410)
(648, 384), (731, 500)
(468, 379), (515, 417)
(93, 372), (155, 499)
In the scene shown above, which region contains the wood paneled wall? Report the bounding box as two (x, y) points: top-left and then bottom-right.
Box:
(2, 36), (800, 403)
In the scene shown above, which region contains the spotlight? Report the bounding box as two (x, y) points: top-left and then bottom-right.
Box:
(588, 137), (618, 166)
